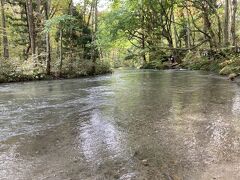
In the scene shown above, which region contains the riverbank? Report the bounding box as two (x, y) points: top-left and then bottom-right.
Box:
(181, 51), (240, 82)
(0, 71), (113, 84)
(0, 60), (112, 84)
(141, 51), (240, 79)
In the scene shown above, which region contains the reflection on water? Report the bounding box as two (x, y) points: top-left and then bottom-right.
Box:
(0, 69), (240, 179)
(232, 87), (240, 116)
(79, 109), (124, 163)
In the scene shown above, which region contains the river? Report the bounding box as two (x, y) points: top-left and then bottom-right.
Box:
(1, 69), (240, 180)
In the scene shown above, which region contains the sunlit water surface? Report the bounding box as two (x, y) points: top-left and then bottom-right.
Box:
(1, 69), (240, 180)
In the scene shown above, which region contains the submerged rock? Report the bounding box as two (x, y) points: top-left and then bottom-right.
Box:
(142, 159), (149, 166)
(228, 73), (240, 81)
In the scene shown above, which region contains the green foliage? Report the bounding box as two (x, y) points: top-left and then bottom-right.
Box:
(95, 60), (112, 75)
(44, 15), (77, 32)
(59, 59), (112, 77)
(182, 51), (221, 71)
(7, 0), (29, 58)
(0, 59), (17, 82)
(140, 61), (169, 70)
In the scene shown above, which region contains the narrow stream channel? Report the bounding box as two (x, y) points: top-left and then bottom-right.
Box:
(1, 69), (240, 180)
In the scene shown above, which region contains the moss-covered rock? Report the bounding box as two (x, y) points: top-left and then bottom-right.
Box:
(219, 66), (234, 75)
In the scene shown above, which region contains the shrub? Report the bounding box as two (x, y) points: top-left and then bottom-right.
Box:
(62, 59), (112, 77)
(182, 51), (221, 72)
(95, 60), (112, 74)
(140, 60), (169, 70)
(0, 59), (19, 83)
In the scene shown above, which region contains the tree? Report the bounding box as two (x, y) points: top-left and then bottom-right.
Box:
(26, 0), (36, 57)
(0, 0), (9, 59)
(44, 0), (51, 75)
(91, 0), (99, 74)
(231, 0), (237, 48)
(224, 0), (229, 46)
(44, 15), (75, 76)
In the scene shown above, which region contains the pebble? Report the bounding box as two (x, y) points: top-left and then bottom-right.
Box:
(142, 159), (149, 166)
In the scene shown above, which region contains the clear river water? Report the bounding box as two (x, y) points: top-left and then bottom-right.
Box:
(1, 69), (240, 180)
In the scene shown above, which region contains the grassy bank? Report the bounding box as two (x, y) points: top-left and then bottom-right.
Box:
(0, 59), (112, 83)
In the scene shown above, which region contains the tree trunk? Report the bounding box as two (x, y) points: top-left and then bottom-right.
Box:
(0, 0), (9, 59)
(83, 0), (87, 23)
(35, 0), (42, 61)
(203, 11), (217, 48)
(26, 0), (36, 57)
(182, 7), (191, 49)
(216, 14), (223, 45)
(231, 0), (237, 49)
(186, 10), (191, 49)
(172, 13), (178, 49)
(94, 0), (98, 34)
(142, 33), (146, 63)
(59, 29), (63, 77)
(46, 32), (51, 75)
(45, 0), (51, 75)
(69, 0), (74, 72)
(224, 0), (230, 46)
(91, 0), (98, 74)
(36, 0), (41, 13)
(141, 1), (146, 63)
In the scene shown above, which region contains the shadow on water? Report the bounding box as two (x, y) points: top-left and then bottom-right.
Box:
(1, 69), (240, 179)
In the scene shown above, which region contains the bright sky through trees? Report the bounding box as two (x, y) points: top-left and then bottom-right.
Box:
(73, 0), (109, 11)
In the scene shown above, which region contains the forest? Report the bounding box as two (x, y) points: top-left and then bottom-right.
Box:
(0, 0), (240, 83)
